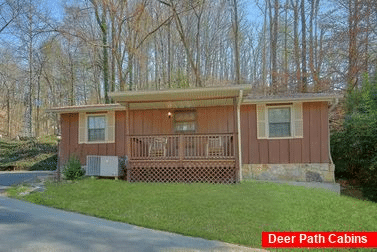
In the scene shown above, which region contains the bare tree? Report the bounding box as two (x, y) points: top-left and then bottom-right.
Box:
(13, 0), (50, 137)
(90, 0), (110, 103)
(0, 0), (23, 34)
(300, 0), (307, 92)
(158, 0), (202, 87)
(231, 0), (240, 84)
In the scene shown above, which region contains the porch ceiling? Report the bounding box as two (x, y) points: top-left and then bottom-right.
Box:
(125, 98), (235, 110)
(109, 85), (252, 110)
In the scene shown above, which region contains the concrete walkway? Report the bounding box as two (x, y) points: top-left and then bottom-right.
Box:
(0, 196), (267, 252)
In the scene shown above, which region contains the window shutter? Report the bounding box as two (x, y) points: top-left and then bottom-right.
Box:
(293, 102), (303, 138)
(78, 112), (87, 144)
(107, 111), (115, 143)
(256, 104), (267, 139)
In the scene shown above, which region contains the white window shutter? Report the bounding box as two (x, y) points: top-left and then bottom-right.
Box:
(78, 112), (87, 144)
(293, 102), (303, 138)
(107, 111), (115, 143)
(256, 104), (267, 139)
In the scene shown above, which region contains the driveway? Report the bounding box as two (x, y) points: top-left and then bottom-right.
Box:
(0, 171), (54, 192)
(0, 196), (266, 252)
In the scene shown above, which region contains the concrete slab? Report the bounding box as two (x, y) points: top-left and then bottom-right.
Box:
(254, 180), (341, 194)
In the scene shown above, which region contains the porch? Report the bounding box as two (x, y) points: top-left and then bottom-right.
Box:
(127, 133), (237, 183)
(108, 86), (253, 183)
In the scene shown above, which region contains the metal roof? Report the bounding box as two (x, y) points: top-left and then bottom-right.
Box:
(46, 87), (343, 113)
(109, 85), (252, 110)
(243, 92), (343, 104)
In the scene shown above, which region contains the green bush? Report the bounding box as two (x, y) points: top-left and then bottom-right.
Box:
(331, 75), (377, 201)
(63, 156), (85, 180)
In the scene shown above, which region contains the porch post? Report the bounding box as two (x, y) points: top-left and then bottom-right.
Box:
(125, 103), (131, 182)
(233, 97), (240, 182)
(237, 90), (243, 181)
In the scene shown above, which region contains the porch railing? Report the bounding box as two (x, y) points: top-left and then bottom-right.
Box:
(130, 133), (234, 160)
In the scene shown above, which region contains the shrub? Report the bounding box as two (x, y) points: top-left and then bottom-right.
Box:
(331, 75), (377, 201)
(63, 156), (85, 180)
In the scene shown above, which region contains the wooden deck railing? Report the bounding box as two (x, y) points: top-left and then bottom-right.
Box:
(130, 134), (234, 160)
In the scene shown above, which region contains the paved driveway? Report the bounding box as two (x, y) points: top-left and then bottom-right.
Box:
(0, 171), (54, 192)
(0, 196), (266, 252)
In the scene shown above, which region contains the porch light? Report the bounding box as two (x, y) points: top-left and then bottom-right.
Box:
(168, 112), (172, 118)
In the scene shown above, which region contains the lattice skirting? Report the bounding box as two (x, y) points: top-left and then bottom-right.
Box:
(128, 161), (237, 183)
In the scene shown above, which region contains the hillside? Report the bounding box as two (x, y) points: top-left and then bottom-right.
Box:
(0, 135), (58, 171)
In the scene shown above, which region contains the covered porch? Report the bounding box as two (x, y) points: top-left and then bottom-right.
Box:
(129, 133), (235, 183)
(109, 85), (252, 183)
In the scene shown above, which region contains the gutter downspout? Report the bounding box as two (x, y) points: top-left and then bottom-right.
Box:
(125, 103), (131, 182)
(328, 98), (339, 165)
(237, 89), (243, 181)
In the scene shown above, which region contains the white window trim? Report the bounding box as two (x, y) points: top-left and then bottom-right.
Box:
(256, 102), (303, 139)
(267, 105), (293, 139)
(79, 111), (115, 144)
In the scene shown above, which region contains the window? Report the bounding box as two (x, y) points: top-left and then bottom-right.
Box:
(268, 107), (291, 137)
(88, 116), (106, 142)
(78, 111), (115, 144)
(174, 111), (196, 133)
(256, 103), (303, 139)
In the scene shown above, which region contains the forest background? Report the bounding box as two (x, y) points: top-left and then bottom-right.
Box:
(0, 0), (372, 138)
(1, 0), (377, 200)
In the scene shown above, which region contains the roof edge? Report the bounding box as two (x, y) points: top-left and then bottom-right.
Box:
(243, 93), (343, 104)
(109, 85), (253, 103)
(45, 104), (125, 114)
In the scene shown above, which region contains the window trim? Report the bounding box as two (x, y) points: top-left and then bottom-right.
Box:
(79, 111), (115, 144)
(256, 102), (303, 140)
(267, 105), (293, 139)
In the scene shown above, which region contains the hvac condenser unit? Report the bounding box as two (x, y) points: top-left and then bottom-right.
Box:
(86, 156), (122, 177)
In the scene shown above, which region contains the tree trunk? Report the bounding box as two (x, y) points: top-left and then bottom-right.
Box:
(301, 0), (307, 92)
(167, 20), (171, 88)
(291, 0), (301, 91)
(233, 0), (240, 85)
(262, 2), (268, 92)
(36, 73), (41, 137)
(102, 11), (109, 103)
(91, 0), (109, 102)
(111, 12), (116, 94)
(284, 0), (289, 90)
(348, 0), (359, 92)
(127, 53), (133, 91)
(169, 0), (202, 87)
(310, 0), (320, 91)
(6, 87), (10, 138)
(26, 0), (33, 137)
(271, 0), (279, 93)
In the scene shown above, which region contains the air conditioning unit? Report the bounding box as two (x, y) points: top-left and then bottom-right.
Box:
(86, 156), (123, 177)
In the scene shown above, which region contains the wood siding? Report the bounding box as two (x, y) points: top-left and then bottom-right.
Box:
(240, 102), (329, 164)
(59, 111), (125, 165)
(59, 102), (329, 166)
(59, 107), (235, 165)
(129, 106), (234, 135)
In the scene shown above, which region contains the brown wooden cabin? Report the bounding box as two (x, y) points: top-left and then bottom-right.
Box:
(48, 86), (341, 183)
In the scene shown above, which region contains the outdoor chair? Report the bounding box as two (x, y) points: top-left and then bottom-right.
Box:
(148, 137), (168, 157)
(206, 136), (224, 157)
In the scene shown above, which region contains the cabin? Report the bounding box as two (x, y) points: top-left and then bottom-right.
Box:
(48, 86), (340, 183)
